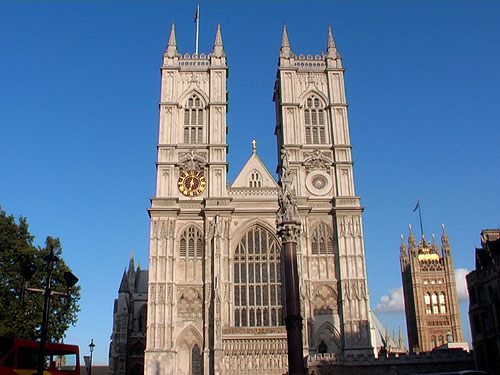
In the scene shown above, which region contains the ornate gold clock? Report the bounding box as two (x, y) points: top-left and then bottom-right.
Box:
(178, 170), (206, 197)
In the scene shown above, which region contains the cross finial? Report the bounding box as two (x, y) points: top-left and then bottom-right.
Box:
(252, 139), (257, 154)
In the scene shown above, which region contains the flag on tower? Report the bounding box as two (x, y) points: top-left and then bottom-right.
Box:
(413, 199), (420, 212)
(194, 5), (199, 23)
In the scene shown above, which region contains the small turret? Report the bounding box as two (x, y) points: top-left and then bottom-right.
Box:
(400, 234), (409, 269)
(127, 252), (136, 291)
(431, 233), (440, 254)
(398, 326), (405, 350)
(327, 25), (339, 58)
(280, 23), (294, 58)
(212, 23), (225, 57)
(165, 22), (180, 57)
(119, 269), (129, 294)
(408, 225), (418, 254)
(441, 224), (451, 254)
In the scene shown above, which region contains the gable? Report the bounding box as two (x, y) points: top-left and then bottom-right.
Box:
(231, 153), (278, 188)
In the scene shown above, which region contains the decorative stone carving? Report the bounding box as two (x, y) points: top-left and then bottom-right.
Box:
(277, 148), (301, 225)
(177, 288), (202, 319)
(178, 149), (207, 170)
(312, 285), (338, 315)
(303, 150), (333, 171)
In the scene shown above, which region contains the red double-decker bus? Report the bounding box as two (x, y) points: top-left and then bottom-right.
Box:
(0, 337), (80, 375)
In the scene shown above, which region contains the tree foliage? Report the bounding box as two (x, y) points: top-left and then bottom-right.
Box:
(0, 206), (80, 342)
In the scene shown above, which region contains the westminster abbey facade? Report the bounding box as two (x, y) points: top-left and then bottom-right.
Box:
(144, 23), (373, 375)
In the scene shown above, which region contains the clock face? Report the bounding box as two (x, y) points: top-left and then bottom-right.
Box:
(305, 171), (332, 196)
(178, 170), (206, 197)
(312, 175), (328, 190)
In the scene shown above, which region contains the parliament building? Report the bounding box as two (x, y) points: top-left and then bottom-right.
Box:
(143, 23), (373, 375)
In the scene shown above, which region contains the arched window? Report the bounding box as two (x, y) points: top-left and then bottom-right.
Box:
(431, 293), (439, 314)
(191, 344), (202, 375)
(438, 335), (444, 346)
(137, 305), (147, 333)
(234, 226), (282, 327)
(424, 293), (431, 314)
(439, 292), (446, 314)
(178, 226), (204, 280)
(304, 95), (327, 144)
(431, 335), (436, 348)
(184, 94), (204, 144)
(311, 223), (334, 255)
(249, 170), (262, 187)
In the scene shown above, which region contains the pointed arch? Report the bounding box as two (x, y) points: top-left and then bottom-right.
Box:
(175, 326), (203, 375)
(231, 219), (280, 250)
(310, 222), (334, 255)
(137, 303), (147, 333)
(179, 90), (207, 144)
(175, 325), (203, 350)
(297, 88), (329, 105)
(176, 225), (204, 281)
(232, 223), (283, 327)
(314, 321), (341, 355)
(312, 284), (338, 315)
(300, 92), (329, 145)
(178, 88), (209, 108)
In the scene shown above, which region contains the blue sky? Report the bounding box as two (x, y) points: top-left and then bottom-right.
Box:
(0, 1), (498, 364)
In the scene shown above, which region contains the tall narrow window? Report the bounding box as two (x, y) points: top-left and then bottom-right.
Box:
(424, 293), (431, 314)
(304, 95), (327, 144)
(234, 226), (282, 327)
(311, 223), (334, 255)
(179, 226), (204, 280)
(249, 170), (262, 187)
(183, 94), (204, 144)
(191, 344), (202, 375)
(439, 292), (446, 314)
(431, 293), (439, 314)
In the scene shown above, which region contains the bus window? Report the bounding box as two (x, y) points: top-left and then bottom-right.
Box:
(53, 350), (77, 371)
(18, 346), (39, 370)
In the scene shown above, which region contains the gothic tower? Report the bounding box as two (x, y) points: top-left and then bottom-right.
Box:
(145, 23), (374, 375)
(145, 23), (231, 375)
(273, 25), (373, 356)
(400, 225), (463, 352)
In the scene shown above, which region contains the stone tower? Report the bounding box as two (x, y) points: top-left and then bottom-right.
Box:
(273, 25), (373, 357)
(144, 23), (374, 375)
(400, 225), (463, 352)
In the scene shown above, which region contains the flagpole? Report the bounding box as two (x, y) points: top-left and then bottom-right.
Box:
(417, 198), (424, 239)
(195, 4), (200, 55)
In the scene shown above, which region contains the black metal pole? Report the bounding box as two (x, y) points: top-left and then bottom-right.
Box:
(89, 339), (95, 375)
(37, 248), (56, 375)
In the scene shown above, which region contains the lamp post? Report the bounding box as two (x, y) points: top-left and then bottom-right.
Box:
(88, 339), (95, 375)
(36, 245), (59, 375)
(22, 242), (78, 375)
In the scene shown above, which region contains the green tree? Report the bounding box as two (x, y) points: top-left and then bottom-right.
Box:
(0, 206), (80, 342)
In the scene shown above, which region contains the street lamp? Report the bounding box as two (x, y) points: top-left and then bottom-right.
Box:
(22, 243), (78, 375)
(88, 339), (95, 375)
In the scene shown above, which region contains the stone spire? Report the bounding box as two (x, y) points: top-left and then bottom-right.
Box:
(408, 224), (418, 253)
(280, 23), (293, 58)
(399, 326), (405, 350)
(166, 22), (179, 57)
(119, 270), (129, 293)
(441, 224), (451, 253)
(431, 233), (440, 253)
(212, 23), (225, 57)
(327, 25), (339, 58)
